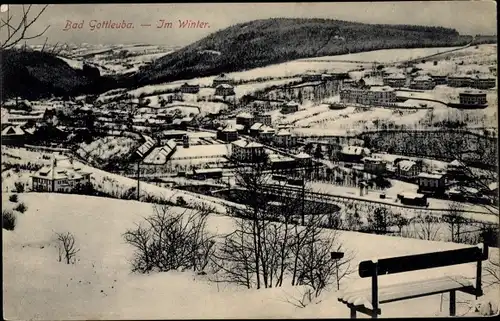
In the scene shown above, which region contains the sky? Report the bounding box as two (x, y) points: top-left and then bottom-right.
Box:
(0, 1), (497, 47)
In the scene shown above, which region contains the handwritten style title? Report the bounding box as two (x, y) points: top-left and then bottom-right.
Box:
(63, 19), (210, 31)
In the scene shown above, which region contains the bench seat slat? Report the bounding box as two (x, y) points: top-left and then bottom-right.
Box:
(338, 275), (473, 308)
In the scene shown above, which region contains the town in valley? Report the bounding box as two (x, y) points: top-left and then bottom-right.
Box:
(1, 2), (499, 320)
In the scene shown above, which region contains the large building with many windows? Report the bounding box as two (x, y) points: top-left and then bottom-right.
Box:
(231, 139), (265, 162)
(31, 157), (92, 192)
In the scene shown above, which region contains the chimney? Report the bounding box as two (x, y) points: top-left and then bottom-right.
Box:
(183, 135), (189, 148)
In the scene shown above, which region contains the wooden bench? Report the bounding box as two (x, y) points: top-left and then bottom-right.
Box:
(338, 244), (488, 318)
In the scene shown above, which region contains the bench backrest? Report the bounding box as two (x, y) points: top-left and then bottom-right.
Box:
(359, 244), (488, 278)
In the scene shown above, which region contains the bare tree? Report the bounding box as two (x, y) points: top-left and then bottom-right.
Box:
(442, 202), (467, 243)
(413, 214), (442, 241)
(56, 232), (80, 264)
(123, 203), (215, 273)
(1, 5), (50, 49)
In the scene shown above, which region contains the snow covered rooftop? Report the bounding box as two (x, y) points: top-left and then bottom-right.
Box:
(418, 172), (444, 179)
(370, 86), (395, 92)
(216, 84), (234, 89)
(399, 192), (425, 199)
(448, 159), (466, 167)
(250, 123), (263, 130)
(276, 129), (291, 136)
(384, 74), (406, 79)
(171, 144), (230, 159)
(232, 139), (263, 148)
(461, 89), (486, 95)
(398, 160), (416, 171)
(286, 101), (300, 106)
(341, 146), (369, 155)
(295, 152), (311, 159)
(414, 75), (432, 81)
(1, 125), (25, 136)
(236, 112), (253, 119)
(214, 73), (232, 81)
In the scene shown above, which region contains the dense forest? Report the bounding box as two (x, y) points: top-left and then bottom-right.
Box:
(134, 18), (480, 86)
(1, 49), (119, 100)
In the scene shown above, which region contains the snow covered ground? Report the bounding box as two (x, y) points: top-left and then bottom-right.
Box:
(304, 46), (464, 63)
(3, 193), (498, 319)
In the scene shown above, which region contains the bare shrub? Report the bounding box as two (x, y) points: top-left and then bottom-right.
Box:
(123, 203), (215, 273)
(14, 181), (25, 193)
(13, 202), (27, 213)
(2, 210), (16, 230)
(9, 194), (18, 203)
(56, 232), (80, 264)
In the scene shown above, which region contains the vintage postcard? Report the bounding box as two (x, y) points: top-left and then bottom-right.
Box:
(1, 2), (498, 319)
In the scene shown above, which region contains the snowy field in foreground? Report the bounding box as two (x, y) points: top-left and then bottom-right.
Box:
(3, 193), (498, 319)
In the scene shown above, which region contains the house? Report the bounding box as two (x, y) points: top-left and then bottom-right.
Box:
(217, 124), (239, 142)
(215, 84), (235, 96)
(410, 75), (436, 90)
(367, 86), (397, 105)
(142, 140), (177, 165)
(458, 90), (487, 106)
(301, 72), (322, 82)
(180, 83), (200, 94)
(31, 157), (92, 192)
(395, 160), (419, 179)
(430, 74), (448, 85)
(472, 74), (496, 89)
(236, 112), (255, 127)
(447, 74), (472, 87)
(446, 159), (467, 177)
(294, 152), (312, 167)
(254, 112), (272, 126)
(274, 129), (297, 147)
(281, 101), (299, 114)
(249, 122), (264, 137)
(268, 153), (296, 170)
(1, 125), (27, 146)
(397, 192), (428, 207)
(340, 87), (370, 105)
(417, 172), (446, 194)
(339, 146), (370, 162)
(258, 125), (275, 142)
(363, 157), (386, 175)
(383, 74), (406, 88)
(212, 73), (235, 87)
(231, 139), (265, 163)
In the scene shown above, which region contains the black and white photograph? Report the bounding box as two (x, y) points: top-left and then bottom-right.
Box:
(1, 1), (498, 319)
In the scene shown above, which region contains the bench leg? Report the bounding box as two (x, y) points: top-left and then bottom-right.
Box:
(450, 290), (456, 316)
(350, 307), (357, 319)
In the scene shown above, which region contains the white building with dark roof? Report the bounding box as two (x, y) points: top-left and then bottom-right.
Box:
(212, 73), (235, 87)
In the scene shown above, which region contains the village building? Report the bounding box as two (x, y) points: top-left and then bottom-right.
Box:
(281, 101), (299, 114)
(1, 125), (29, 146)
(231, 139), (265, 163)
(409, 75), (436, 90)
(340, 87), (370, 105)
(215, 84), (235, 96)
(447, 74), (472, 87)
(362, 157), (386, 175)
(216, 124), (239, 142)
(367, 86), (397, 105)
(258, 125), (275, 142)
(142, 140), (178, 165)
(268, 153), (297, 171)
(339, 146), (370, 162)
(236, 112), (255, 127)
(301, 72), (322, 82)
(294, 152), (312, 167)
(212, 73), (235, 87)
(430, 74), (448, 85)
(395, 159), (419, 179)
(249, 122), (264, 137)
(446, 159), (467, 177)
(180, 83), (200, 94)
(273, 129), (297, 147)
(458, 90), (487, 106)
(417, 172), (446, 194)
(382, 74), (406, 88)
(472, 74), (496, 89)
(31, 157), (92, 192)
(254, 112), (272, 126)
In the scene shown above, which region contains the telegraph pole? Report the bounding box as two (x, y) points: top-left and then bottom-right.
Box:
(136, 160), (140, 200)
